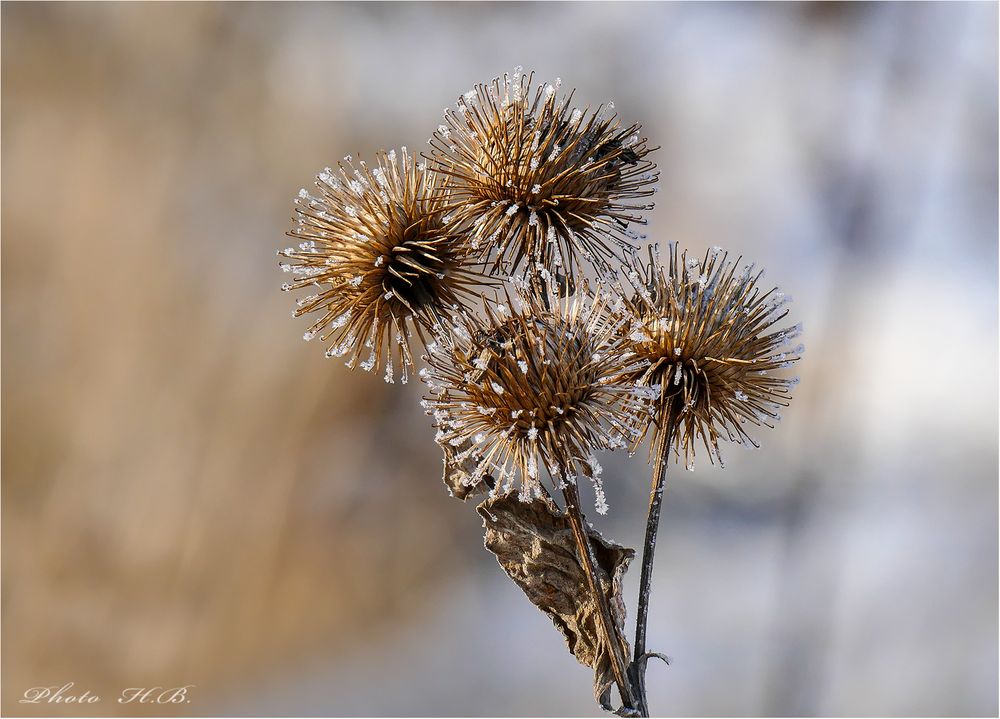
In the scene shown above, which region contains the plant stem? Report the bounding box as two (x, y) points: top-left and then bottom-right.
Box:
(561, 477), (638, 714)
(631, 422), (675, 716)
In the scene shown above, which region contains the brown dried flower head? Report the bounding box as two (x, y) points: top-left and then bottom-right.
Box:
(280, 148), (483, 384)
(429, 67), (658, 278)
(611, 244), (803, 469)
(420, 278), (648, 512)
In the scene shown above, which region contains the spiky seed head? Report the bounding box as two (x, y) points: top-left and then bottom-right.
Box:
(429, 67), (658, 279)
(420, 278), (649, 512)
(612, 244), (803, 469)
(280, 149), (484, 384)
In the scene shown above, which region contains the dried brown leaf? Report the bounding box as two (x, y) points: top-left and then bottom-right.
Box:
(477, 491), (634, 708)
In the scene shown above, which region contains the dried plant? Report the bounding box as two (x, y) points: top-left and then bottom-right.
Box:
(280, 148), (484, 383)
(606, 243), (802, 714)
(428, 67), (658, 277)
(277, 68), (802, 718)
(421, 278), (647, 508)
(614, 243), (803, 469)
(420, 276), (651, 708)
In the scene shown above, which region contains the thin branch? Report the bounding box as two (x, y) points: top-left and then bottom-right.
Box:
(561, 475), (638, 714)
(631, 419), (676, 716)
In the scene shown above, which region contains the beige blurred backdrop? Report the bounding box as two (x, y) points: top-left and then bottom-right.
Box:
(2, 2), (997, 716)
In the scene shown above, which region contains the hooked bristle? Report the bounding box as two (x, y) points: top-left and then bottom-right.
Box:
(613, 244), (803, 469)
(420, 278), (648, 506)
(280, 150), (487, 380)
(429, 68), (658, 278)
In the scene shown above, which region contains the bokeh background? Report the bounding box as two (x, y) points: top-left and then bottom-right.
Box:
(3, 2), (997, 716)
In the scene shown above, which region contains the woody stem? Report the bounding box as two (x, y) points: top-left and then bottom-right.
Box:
(630, 421), (675, 716)
(561, 477), (638, 714)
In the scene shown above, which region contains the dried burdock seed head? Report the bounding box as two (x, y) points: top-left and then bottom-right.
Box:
(420, 278), (649, 513)
(429, 66), (658, 279)
(611, 244), (803, 469)
(280, 148), (484, 384)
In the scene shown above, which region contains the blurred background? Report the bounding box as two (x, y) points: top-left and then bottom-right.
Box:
(3, 2), (997, 716)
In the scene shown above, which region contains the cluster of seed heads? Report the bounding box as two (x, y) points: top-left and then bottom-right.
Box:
(279, 66), (802, 506)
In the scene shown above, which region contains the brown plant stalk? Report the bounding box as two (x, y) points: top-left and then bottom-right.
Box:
(630, 423), (674, 717)
(555, 449), (639, 714)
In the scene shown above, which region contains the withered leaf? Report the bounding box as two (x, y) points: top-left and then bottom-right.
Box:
(441, 439), (493, 501)
(477, 491), (634, 709)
